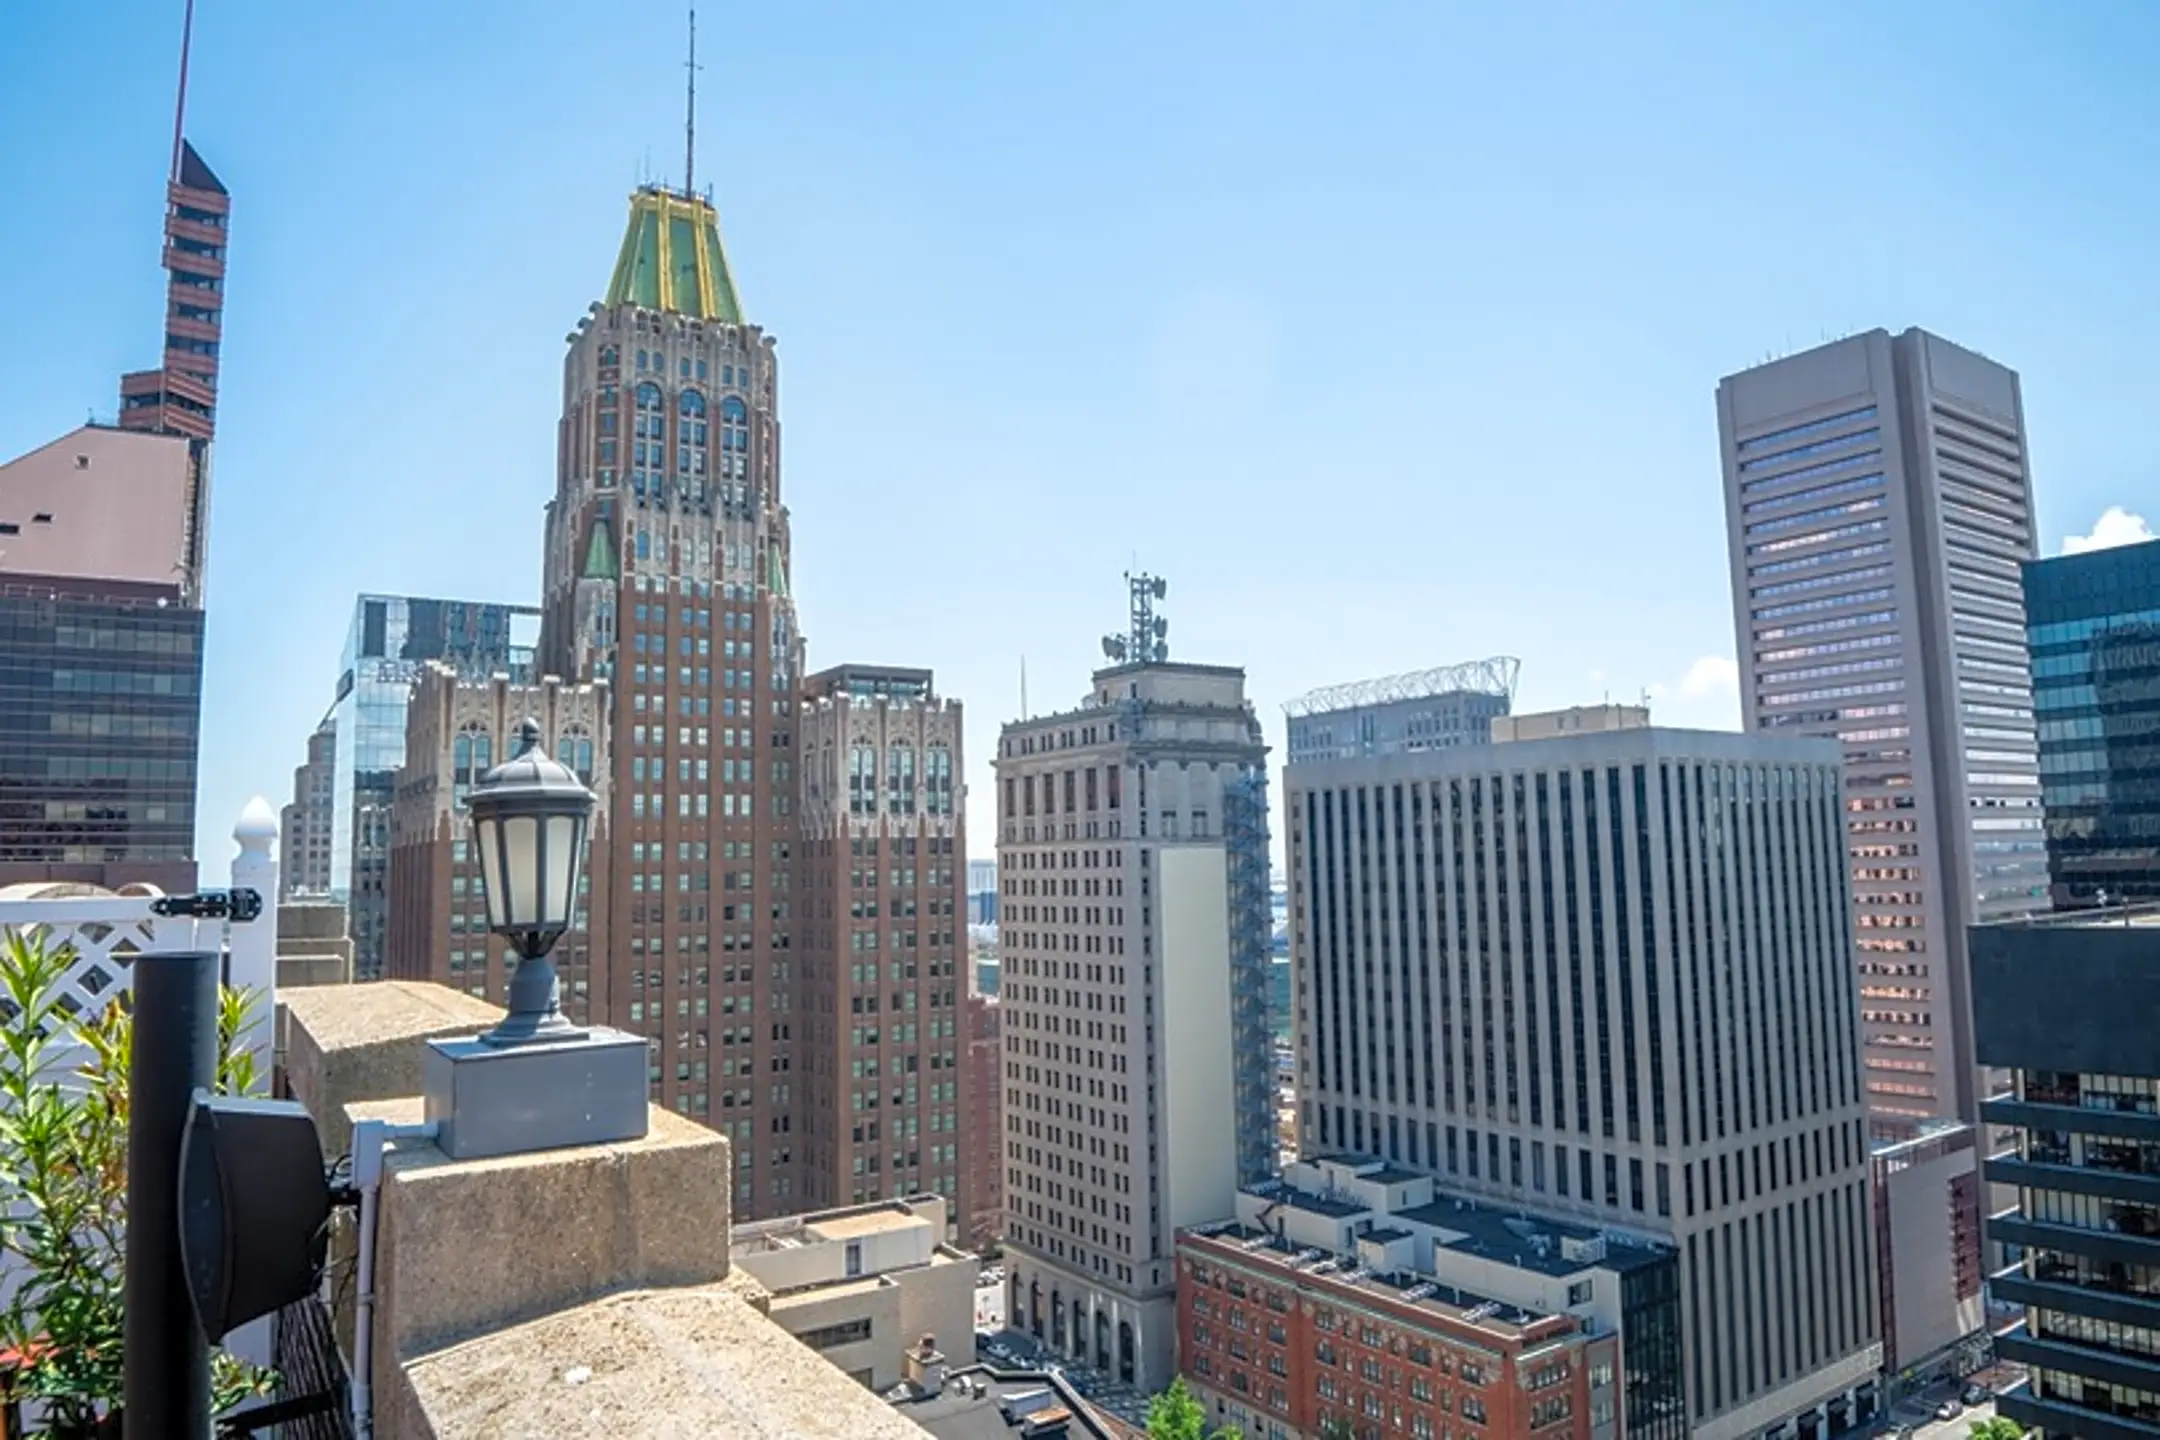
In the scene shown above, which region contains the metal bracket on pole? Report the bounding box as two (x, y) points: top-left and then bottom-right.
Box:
(150, 888), (265, 923)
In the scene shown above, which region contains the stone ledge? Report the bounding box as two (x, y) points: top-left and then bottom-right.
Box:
(359, 1096), (731, 1363)
(394, 1286), (931, 1439)
(281, 981), (504, 1158)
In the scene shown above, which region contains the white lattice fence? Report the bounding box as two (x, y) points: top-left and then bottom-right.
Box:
(0, 792), (280, 1075)
(0, 900), (209, 1038)
(0, 800), (283, 1362)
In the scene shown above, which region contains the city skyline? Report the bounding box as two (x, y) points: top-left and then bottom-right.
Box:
(7, 1), (2160, 869)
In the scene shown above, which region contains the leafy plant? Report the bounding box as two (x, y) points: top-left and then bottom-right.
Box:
(0, 927), (275, 1433)
(1145, 1375), (1241, 1440)
(1968, 1417), (2023, 1440)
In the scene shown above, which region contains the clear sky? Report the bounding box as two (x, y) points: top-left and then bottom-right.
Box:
(4, 0), (2157, 869)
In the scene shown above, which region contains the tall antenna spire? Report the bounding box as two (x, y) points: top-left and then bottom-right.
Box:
(683, 6), (701, 198)
(170, 0), (197, 182)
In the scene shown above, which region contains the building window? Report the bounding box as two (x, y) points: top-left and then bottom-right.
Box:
(797, 1317), (873, 1351)
(453, 725), (492, 801)
(889, 743), (916, 815)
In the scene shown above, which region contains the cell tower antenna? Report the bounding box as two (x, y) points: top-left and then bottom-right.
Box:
(1101, 571), (1170, 667)
(169, 0), (196, 183)
(684, 6), (702, 198)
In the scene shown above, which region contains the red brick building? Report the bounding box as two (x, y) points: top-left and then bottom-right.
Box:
(1177, 1226), (1613, 1440)
(962, 990), (1002, 1249)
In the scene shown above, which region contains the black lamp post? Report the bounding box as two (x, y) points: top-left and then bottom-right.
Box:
(466, 718), (595, 1046)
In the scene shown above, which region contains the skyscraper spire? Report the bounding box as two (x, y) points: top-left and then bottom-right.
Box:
(171, 0), (195, 184)
(683, 6), (700, 199)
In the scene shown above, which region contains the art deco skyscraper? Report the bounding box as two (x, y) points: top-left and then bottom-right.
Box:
(1717, 329), (2048, 1138)
(538, 183), (808, 1218)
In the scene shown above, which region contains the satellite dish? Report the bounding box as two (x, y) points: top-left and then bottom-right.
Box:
(1152, 579), (1167, 599)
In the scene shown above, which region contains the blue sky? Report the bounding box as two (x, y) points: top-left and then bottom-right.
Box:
(4, 0), (2157, 866)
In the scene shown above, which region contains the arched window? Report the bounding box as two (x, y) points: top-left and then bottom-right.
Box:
(453, 723), (492, 801)
(678, 390), (709, 507)
(633, 383), (666, 505)
(926, 743), (953, 815)
(598, 345), (620, 373)
(716, 396), (751, 512)
(561, 725), (595, 784)
(848, 743), (877, 816)
(888, 742), (916, 815)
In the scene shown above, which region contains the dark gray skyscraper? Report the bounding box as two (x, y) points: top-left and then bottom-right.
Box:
(1717, 328), (2047, 1138)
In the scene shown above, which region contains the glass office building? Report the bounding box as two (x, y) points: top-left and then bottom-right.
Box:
(0, 585), (203, 887)
(1973, 910), (2160, 1440)
(2024, 537), (2160, 907)
(329, 594), (538, 977)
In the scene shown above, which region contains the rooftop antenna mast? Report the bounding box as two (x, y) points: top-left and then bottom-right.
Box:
(683, 6), (701, 198)
(1101, 571), (1169, 666)
(169, 0), (196, 182)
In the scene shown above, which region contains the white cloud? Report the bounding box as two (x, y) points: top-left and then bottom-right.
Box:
(2062, 506), (2155, 555)
(1679, 655), (1739, 699)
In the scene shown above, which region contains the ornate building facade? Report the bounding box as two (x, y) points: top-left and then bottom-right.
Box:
(795, 665), (967, 1221)
(536, 184), (807, 1217)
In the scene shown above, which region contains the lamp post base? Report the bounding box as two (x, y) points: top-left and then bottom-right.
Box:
(424, 1027), (650, 1161)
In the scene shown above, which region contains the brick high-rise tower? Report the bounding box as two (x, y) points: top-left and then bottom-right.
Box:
(795, 665), (967, 1218)
(539, 183), (808, 1218)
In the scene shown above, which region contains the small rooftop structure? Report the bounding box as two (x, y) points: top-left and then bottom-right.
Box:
(1284, 657), (1521, 719)
(0, 424), (192, 594)
(1491, 703), (1651, 743)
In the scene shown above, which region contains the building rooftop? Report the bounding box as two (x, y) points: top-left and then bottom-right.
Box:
(604, 184), (743, 322)
(1365, 1165), (1426, 1186)
(1287, 720), (1840, 786)
(1285, 657), (1521, 717)
(1491, 704), (1651, 743)
(896, 1369), (1123, 1440)
(810, 1207), (927, 1241)
(1988, 902), (2160, 929)
(1395, 1195), (1671, 1279)
(1275, 1188), (1368, 1219)
(1184, 1223), (1566, 1344)
(0, 424), (192, 594)
(803, 663), (940, 702)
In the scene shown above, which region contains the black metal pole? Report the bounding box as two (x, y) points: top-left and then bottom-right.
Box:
(124, 952), (218, 1440)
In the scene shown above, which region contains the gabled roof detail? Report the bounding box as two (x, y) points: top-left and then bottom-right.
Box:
(583, 515), (620, 580)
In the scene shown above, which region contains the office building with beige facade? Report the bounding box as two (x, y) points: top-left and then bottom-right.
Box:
(1716, 329), (2047, 1136)
(1286, 707), (1883, 1440)
(731, 1195), (977, 1391)
(994, 604), (1274, 1393)
(280, 717), (337, 897)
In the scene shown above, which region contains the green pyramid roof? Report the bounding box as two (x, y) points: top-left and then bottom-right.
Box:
(604, 186), (743, 322)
